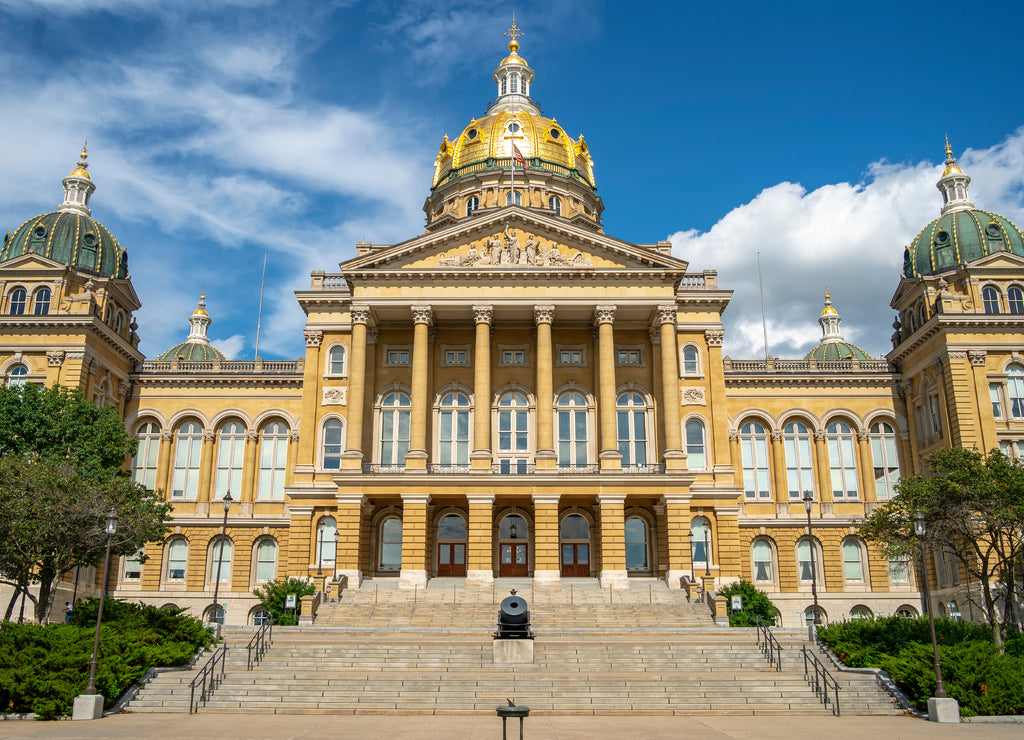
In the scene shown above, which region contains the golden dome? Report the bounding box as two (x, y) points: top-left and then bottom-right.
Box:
(942, 135), (963, 175)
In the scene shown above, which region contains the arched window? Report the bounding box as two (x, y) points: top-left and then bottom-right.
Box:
(681, 346), (699, 376)
(850, 606), (873, 621)
(739, 421), (771, 499)
(691, 517), (712, 567)
(316, 518), (336, 566)
(166, 538), (188, 581)
(684, 419), (706, 470)
(752, 539), (774, 582)
(379, 391), (411, 468)
(215, 421), (246, 500)
(869, 421), (899, 500)
(104, 304), (113, 324)
(983, 286), (1001, 314)
(114, 310), (123, 333)
(842, 539), (865, 583)
(208, 536), (233, 584)
(783, 421), (814, 499)
(556, 391), (590, 468)
(322, 418), (344, 470)
(796, 537), (822, 583)
(826, 421), (859, 499)
(258, 421), (289, 500)
(1008, 286), (1024, 315)
(206, 605), (225, 625)
(32, 287), (51, 315)
(505, 190), (522, 206)
(1008, 366), (1024, 419)
(328, 345), (346, 376)
(254, 538), (277, 582)
(548, 195), (561, 216)
(132, 421), (162, 490)
(438, 391), (471, 468)
(625, 516), (649, 571)
(8, 287), (26, 315)
(6, 364), (28, 388)
(466, 196), (479, 216)
(171, 421), (203, 499)
(496, 391), (530, 473)
(379, 516), (403, 571)
(616, 392), (648, 467)
(252, 608), (271, 625)
(896, 605), (918, 618)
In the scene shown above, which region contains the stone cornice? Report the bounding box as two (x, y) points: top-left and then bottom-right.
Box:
(0, 315), (144, 363)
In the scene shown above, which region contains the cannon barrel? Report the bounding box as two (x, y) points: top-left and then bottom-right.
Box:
(495, 592), (534, 639)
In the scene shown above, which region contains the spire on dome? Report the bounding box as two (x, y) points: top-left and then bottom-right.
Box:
(59, 141), (96, 217)
(937, 136), (974, 215)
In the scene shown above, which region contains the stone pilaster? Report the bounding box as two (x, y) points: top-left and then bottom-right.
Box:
(471, 305), (493, 470)
(335, 494), (366, 587)
(466, 494), (495, 586)
(597, 493), (628, 589)
(399, 493), (431, 588)
(342, 306), (371, 470)
(660, 493), (692, 587)
(531, 493), (561, 586)
(406, 305), (433, 471)
(594, 305), (621, 469)
(534, 305), (556, 469)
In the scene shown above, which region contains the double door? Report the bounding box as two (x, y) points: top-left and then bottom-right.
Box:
(561, 543), (590, 577)
(437, 543), (466, 577)
(499, 542), (528, 577)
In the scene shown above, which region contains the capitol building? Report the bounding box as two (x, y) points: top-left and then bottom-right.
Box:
(3, 27), (1023, 628)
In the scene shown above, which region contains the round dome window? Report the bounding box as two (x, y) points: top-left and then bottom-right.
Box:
(83, 233), (98, 247)
(508, 122), (520, 134)
(935, 231), (949, 244)
(467, 128), (478, 140)
(33, 226), (46, 238)
(986, 223), (1002, 238)
(550, 128), (560, 139)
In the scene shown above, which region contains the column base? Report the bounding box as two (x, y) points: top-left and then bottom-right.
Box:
(532, 570), (561, 588)
(534, 450), (557, 470)
(466, 569), (495, 587)
(404, 450), (428, 471)
(72, 694), (104, 720)
(340, 451), (365, 471)
(334, 569), (362, 589)
(599, 570), (629, 589)
(927, 697), (961, 723)
(665, 569), (690, 589)
(398, 569), (428, 589)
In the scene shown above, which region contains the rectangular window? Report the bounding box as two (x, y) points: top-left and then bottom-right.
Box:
(498, 344), (529, 367)
(889, 558), (909, 584)
(382, 345), (411, 367)
(555, 345), (587, 367)
(440, 345), (471, 367)
(124, 549), (143, 580)
(615, 346), (644, 367)
(991, 384), (1004, 418)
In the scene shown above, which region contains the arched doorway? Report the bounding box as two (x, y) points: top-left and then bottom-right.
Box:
(560, 513), (590, 577)
(437, 513), (467, 577)
(378, 516), (402, 573)
(625, 516), (650, 572)
(499, 514), (529, 577)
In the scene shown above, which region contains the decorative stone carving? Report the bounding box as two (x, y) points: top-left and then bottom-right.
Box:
(246, 431), (259, 442)
(655, 305), (675, 326)
(534, 304), (555, 325)
(46, 350), (65, 367)
(648, 327), (660, 345)
(322, 387), (347, 406)
(350, 305), (371, 325)
(366, 327), (379, 345)
(814, 431), (826, 442)
(202, 431), (216, 443)
(288, 431), (300, 443)
(593, 305), (616, 325)
(682, 387), (706, 405)
(434, 233), (593, 269)
(946, 351), (967, 360)
(968, 350), (987, 367)
(304, 330), (323, 347)
(118, 380), (130, 397)
(473, 305), (493, 324)
(770, 431), (783, 442)
(728, 431), (739, 442)
(857, 431), (870, 442)
(161, 431), (173, 442)
(411, 304), (433, 325)
(705, 329), (724, 347)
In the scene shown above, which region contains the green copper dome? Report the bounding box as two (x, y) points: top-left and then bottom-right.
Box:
(803, 340), (873, 362)
(2, 210), (128, 279)
(903, 209), (1024, 278)
(155, 341), (227, 362)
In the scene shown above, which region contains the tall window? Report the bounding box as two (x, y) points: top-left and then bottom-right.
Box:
(983, 286), (1001, 314)
(8, 287), (26, 315)
(7, 365), (28, 388)
(797, 538), (819, 582)
(681, 346), (699, 375)
(691, 517), (712, 566)
(123, 548), (144, 580)
(496, 391), (530, 473)
(842, 539), (865, 582)
(783, 421), (814, 499)
(209, 537), (233, 583)
(33, 287), (50, 315)
(255, 539), (277, 582)
(379, 392), (411, 467)
(869, 421), (899, 501)
(379, 516), (402, 571)
(328, 345), (346, 375)
(889, 558), (909, 584)
(826, 421), (859, 499)
(322, 418), (344, 470)
(505, 190), (522, 206)
(740, 421), (771, 499)
(258, 422), (289, 500)
(617, 392), (648, 466)
(438, 391), (471, 468)
(991, 383), (1004, 418)
(132, 421), (161, 490)
(1008, 366), (1024, 419)
(466, 196), (479, 216)
(316, 518), (336, 565)
(752, 539), (773, 582)
(171, 421), (203, 499)
(556, 391), (590, 467)
(215, 421), (245, 500)
(1009, 286), (1024, 314)
(166, 538), (188, 581)
(509, 72), (518, 93)
(625, 516), (648, 571)
(685, 419), (706, 470)
(548, 195), (561, 215)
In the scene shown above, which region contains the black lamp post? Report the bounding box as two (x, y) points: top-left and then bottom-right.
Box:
(803, 491), (820, 629)
(913, 509), (947, 698)
(211, 491), (232, 625)
(85, 508), (118, 695)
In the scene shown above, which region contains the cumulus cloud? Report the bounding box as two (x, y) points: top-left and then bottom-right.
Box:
(669, 128), (1024, 359)
(211, 334), (246, 360)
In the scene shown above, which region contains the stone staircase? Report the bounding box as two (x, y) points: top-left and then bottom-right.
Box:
(126, 578), (901, 716)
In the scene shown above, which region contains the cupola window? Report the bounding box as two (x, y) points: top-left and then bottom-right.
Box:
(549, 128), (560, 139)
(548, 195), (561, 216)
(466, 196), (479, 216)
(509, 73), (518, 93)
(508, 122), (520, 134)
(505, 191), (522, 206)
(986, 223), (1002, 239)
(33, 226), (46, 239)
(501, 77), (506, 95)
(466, 128), (478, 140)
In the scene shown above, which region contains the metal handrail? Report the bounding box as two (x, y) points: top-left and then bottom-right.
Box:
(802, 644), (842, 716)
(188, 644), (227, 714)
(752, 617), (783, 672)
(246, 616), (274, 670)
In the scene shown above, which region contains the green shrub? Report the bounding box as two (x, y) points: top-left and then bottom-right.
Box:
(252, 577), (315, 626)
(716, 579), (778, 627)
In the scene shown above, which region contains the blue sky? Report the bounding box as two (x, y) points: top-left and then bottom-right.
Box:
(2, 0), (1023, 361)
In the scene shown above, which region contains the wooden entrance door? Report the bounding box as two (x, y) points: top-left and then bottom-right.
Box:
(437, 543), (466, 577)
(561, 543), (590, 577)
(499, 542), (528, 577)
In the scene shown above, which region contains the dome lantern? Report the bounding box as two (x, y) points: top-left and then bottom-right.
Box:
(489, 18), (539, 116)
(937, 136), (974, 215)
(803, 291), (872, 362)
(187, 290), (213, 345)
(156, 290), (227, 362)
(59, 142), (96, 218)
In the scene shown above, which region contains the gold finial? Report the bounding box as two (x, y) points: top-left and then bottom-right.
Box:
(824, 286), (830, 301)
(78, 140), (88, 169)
(944, 134), (953, 160)
(504, 15), (523, 52)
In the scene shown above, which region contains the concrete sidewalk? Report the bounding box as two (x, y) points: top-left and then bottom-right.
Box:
(0, 713), (1020, 740)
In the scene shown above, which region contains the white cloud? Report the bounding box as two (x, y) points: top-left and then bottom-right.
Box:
(211, 334), (246, 360)
(669, 128), (1024, 359)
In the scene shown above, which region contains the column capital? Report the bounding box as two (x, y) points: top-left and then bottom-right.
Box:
(654, 304), (676, 326)
(335, 493), (368, 506)
(596, 494), (627, 506)
(401, 493), (431, 505)
(304, 329), (323, 347)
(534, 304), (555, 325)
(704, 329), (724, 347)
(770, 431), (783, 442)
(968, 349), (987, 366)
(593, 304), (617, 325)
(46, 350), (66, 366)
(411, 304), (433, 326)
(351, 305), (372, 325)
(472, 304), (494, 324)
(531, 493), (561, 506)
(466, 494), (496, 506)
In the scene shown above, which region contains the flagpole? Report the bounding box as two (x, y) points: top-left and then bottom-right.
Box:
(757, 251), (770, 361)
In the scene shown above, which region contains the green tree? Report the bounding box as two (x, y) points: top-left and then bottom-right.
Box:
(860, 448), (1024, 648)
(252, 577), (316, 626)
(717, 579), (778, 627)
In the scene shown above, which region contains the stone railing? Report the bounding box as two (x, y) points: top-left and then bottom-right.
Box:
(433, 155), (594, 191)
(309, 272), (348, 291)
(723, 357), (892, 374)
(137, 358), (303, 374)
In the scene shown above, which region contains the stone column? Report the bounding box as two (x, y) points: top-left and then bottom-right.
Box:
(814, 431), (832, 503)
(532, 493), (561, 586)
(342, 306), (371, 470)
(704, 329), (731, 477)
(534, 305), (556, 469)
(335, 493), (366, 587)
(399, 493), (430, 588)
(471, 305), (493, 471)
(656, 305), (686, 470)
(466, 494), (495, 586)
(597, 493), (628, 589)
(406, 305), (433, 471)
(770, 431), (788, 504)
(239, 430), (258, 517)
(196, 430), (216, 517)
(156, 430), (174, 499)
(857, 430), (875, 503)
(660, 493), (692, 587)
(296, 330), (322, 479)
(594, 305), (621, 470)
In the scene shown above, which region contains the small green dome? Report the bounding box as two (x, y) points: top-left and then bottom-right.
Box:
(2, 211), (128, 279)
(903, 209), (1024, 278)
(803, 340), (873, 362)
(156, 341), (227, 362)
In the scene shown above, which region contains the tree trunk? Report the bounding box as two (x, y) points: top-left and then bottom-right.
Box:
(34, 564), (56, 624)
(980, 575), (1003, 648)
(3, 581), (23, 622)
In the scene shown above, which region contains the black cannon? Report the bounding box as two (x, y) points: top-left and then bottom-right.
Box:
(494, 589), (534, 639)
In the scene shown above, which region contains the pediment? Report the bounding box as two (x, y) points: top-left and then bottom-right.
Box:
(969, 251), (1024, 270)
(0, 252), (66, 272)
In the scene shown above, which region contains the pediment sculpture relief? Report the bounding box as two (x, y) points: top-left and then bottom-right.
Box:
(436, 227), (595, 268)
